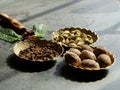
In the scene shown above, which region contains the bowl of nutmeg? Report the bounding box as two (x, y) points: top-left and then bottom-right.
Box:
(63, 45), (115, 70)
(13, 39), (64, 62)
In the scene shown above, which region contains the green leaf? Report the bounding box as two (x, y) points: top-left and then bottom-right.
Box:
(33, 23), (49, 38)
(0, 28), (23, 43)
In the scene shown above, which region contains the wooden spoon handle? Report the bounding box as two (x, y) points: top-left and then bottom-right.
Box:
(0, 13), (27, 35)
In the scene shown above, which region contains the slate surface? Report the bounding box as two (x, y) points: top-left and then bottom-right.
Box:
(0, 0), (120, 90)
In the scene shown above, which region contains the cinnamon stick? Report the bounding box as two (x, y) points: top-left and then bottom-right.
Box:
(0, 13), (27, 35)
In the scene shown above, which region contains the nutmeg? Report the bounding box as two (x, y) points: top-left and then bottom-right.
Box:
(78, 45), (94, 52)
(97, 54), (111, 68)
(81, 59), (100, 70)
(64, 51), (81, 67)
(94, 46), (110, 57)
(69, 48), (81, 56)
(80, 50), (97, 60)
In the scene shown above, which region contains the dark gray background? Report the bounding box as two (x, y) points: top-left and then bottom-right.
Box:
(0, 0), (120, 90)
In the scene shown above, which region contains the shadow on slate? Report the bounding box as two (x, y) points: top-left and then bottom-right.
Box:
(54, 61), (108, 82)
(19, 0), (81, 23)
(6, 54), (56, 72)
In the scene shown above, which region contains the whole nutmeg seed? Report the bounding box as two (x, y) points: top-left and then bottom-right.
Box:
(97, 54), (111, 68)
(69, 48), (81, 56)
(94, 46), (109, 57)
(64, 51), (81, 67)
(80, 50), (97, 60)
(79, 45), (94, 52)
(81, 59), (100, 70)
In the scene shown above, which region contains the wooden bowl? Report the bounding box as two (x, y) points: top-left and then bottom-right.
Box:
(13, 39), (64, 62)
(52, 27), (98, 48)
(63, 45), (115, 71)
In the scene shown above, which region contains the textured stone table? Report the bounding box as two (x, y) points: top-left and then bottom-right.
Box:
(0, 0), (120, 90)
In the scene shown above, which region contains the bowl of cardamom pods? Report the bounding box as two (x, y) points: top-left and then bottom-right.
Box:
(52, 27), (98, 48)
